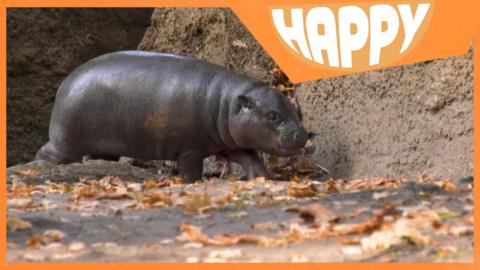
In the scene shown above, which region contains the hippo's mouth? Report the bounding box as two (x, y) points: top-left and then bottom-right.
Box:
(299, 139), (315, 154)
(276, 139), (315, 157)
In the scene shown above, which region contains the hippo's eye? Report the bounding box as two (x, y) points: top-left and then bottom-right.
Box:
(266, 111), (281, 123)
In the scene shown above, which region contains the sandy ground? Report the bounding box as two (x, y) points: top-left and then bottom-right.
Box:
(6, 161), (474, 262)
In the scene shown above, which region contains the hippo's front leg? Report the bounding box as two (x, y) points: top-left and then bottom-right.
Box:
(177, 151), (204, 183)
(226, 150), (267, 180)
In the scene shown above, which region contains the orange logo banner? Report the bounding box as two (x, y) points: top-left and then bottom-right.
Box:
(230, 0), (476, 82)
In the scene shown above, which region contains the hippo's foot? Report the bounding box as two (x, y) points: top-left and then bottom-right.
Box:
(84, 154), (120, 162)
(219, 161), (232, 178)
(214, 153), (232, 178)
(177, 151), (204, 183)
(226, 150), (267, 180)
(35, 141), (83, 164)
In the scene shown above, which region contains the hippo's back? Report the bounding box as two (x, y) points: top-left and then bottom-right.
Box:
(48, 51), (259, 160)
(57, 51), (228, 100)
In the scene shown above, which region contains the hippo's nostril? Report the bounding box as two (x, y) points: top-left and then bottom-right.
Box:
(293, 130), (308, 146)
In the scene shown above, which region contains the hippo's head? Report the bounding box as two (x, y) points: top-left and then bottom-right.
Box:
(230, 87), (310, 157)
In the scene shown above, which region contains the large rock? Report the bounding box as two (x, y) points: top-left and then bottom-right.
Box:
(138, 8), (473, 180)
(7, 8), (153, 166)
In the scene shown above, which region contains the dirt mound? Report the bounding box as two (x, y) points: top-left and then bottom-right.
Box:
(298, 55), (473, 180)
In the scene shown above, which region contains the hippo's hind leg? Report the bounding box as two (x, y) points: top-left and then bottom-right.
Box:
(226, 150), (267, 180)
(84, 154), (120, 162)
(177, 151), (204, 183)
(35, 141), (83, 164)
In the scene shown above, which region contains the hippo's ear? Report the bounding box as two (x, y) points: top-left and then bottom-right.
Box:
(237, 95), (254, 109)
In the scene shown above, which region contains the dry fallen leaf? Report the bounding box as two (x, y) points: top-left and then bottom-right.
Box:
(186, 257), (200, 263)
(346, 177), (406, 191)
(232, 39), (248, 49)
(108, 200), (137, 213)
(229, 211), (248, 219)
(45, 181), (72, 194)
(126, 183), (142, 192)
(361, 230), (401, 251)
(435, 245), (459, 259)
(7, 217), (32, 231)
(177, 223), (217, 245)
(448, 225), (473, 236)
(341, 246), (363, 255)
(22, 251), (46, 261)
(7, 198), (33, 209)
(42, 242), (64, 251)
(361, 218), (430, 251)
(142, 177), (178, 189)
(71, 176), (142, 201)
(267, 155), (279, 166)
(130, 191), (173, 209)
(143, 179), (159, 189)
(287, 182), (317, 198)
(435, 178), (457, 192)
(276, 84), (295, 92)
(294, 160), (315, 174)
(287, 175), (300, 183)
(50, 252), (78, 260)
(251, 221), (278, 231)
(15, 167), (43, 176)
(170, 177), (186, 185)
(326, 180), (340, 193)
(178, 223), (270, 246)
(42, 229), (66, 244)
(372, 191), (389, 200)
(417, 172), (431, 183)
(182, 192), (211, 214)
(207, 249), (243, 259)
(253, 176), (266, 183)
(332, 206), (394, 236)
(419, 191), (433, 200)
(407, 210), (442, 227)
(68, 241), (86, 251)
(183, 242), (204, 249)
(66, 200), (99, 212)
(26, 235), (43, 248)
(8, 181), (37, 197)
(339, 237), (361, 245)
(288, 203), (339, 228)
(436, 209), (460, 219)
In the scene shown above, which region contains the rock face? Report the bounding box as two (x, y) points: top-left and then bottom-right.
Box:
(137, 8), (276, 83)
(298, 56), (473, 180)
(7, 8), (153, 166)
(138, 8), (473, 180)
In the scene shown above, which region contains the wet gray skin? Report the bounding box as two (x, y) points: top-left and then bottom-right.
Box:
(36, 51), (311, 182)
